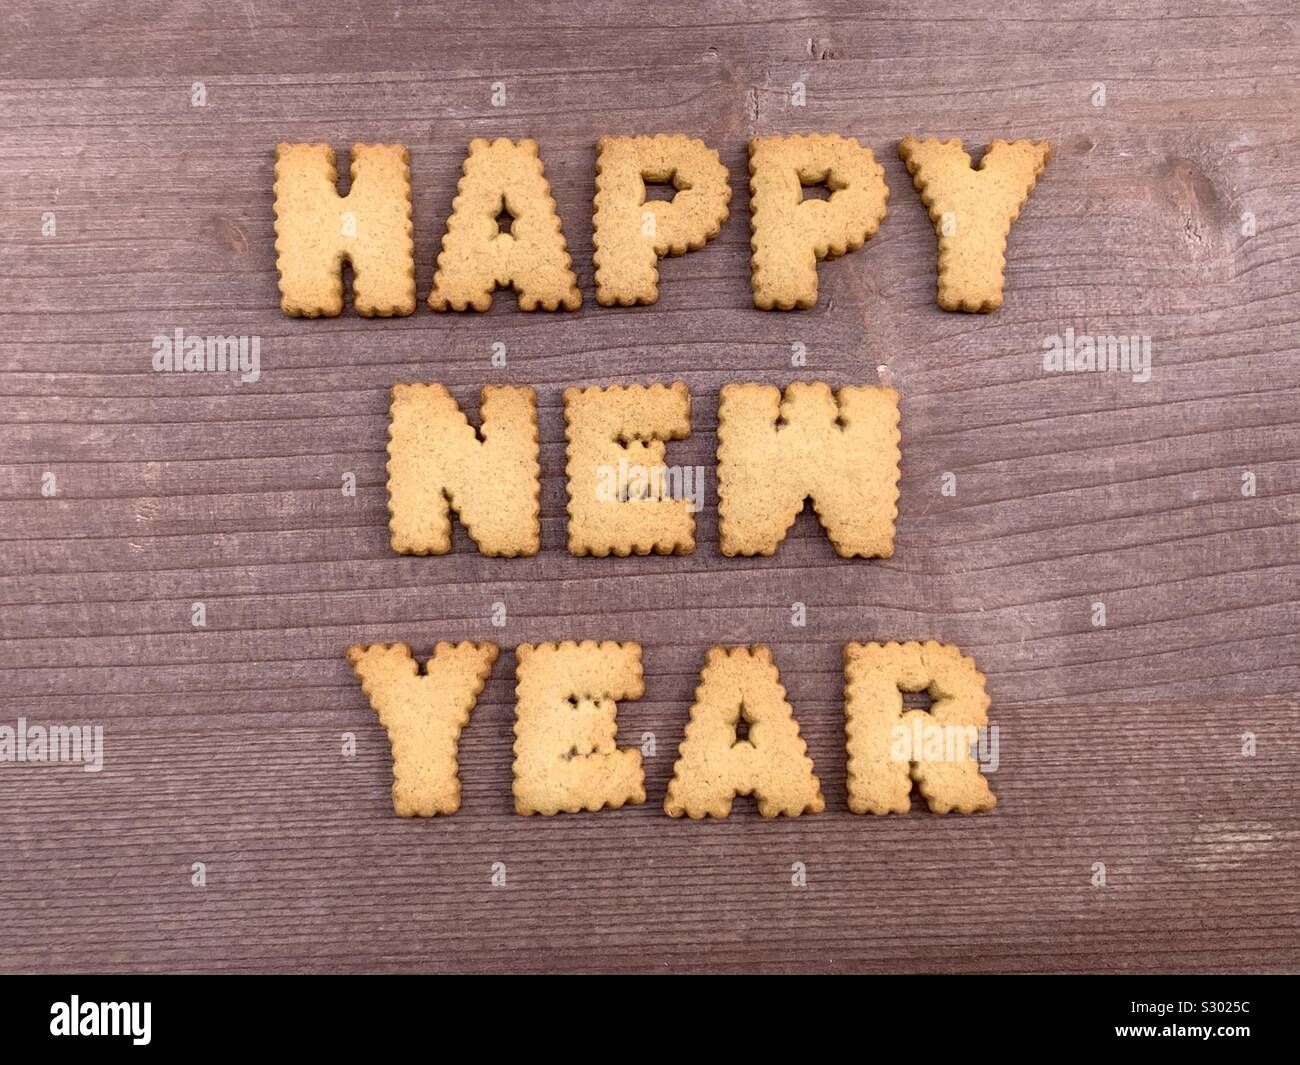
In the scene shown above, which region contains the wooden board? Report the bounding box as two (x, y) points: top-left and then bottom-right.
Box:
(1, 0), (1297, 973)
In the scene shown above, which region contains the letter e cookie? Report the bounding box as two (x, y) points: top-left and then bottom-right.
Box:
(513, 641), (647, 815)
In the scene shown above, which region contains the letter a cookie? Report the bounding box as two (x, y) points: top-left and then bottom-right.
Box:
(665, 645), (824, 818)
(428, 138), (582, 312)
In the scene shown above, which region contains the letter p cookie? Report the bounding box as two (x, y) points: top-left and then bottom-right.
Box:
(748, 134), (889, 309)
(593, 134), (731, 306)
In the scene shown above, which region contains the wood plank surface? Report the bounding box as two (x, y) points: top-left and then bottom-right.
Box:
(1, 0), (1297, 974)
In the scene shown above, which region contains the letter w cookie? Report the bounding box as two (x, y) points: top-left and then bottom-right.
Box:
(717, 381), (900, 558)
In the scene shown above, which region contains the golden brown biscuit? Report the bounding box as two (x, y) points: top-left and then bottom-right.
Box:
(513, 641), (646, 815)
(747, 134), (889, 309)
(716, 381), (900, 558)
(664, 645), (824, 818)
(346, 641), (499, 816)
(386, 383), (540, 557)
(563, 381), (694, 556)
(897, 136), (1051, 312)
(427, 138), (581, 312)
(843, 640), (996, 814)
(593, 134), (731, 306)
(273, 142), (416, 318)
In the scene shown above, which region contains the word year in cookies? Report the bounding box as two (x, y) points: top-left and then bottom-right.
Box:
(350, 641), (997, 819)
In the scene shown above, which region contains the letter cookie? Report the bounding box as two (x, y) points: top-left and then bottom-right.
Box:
(428, 138), (581, 311)
(593, 134), (731, 306)
(386, 383), (541, 557)
(346, 641), (499, 816)
(748, 134), (889, 309)
(665, 645), (824, 818)
(843, 640), (996, 814)
(897, 136), (1051, 312)
(273, 142), (416, 317)
(564, 381), (694, 556)
(717, 381), (900, 558)
(513, 641), (646, 815)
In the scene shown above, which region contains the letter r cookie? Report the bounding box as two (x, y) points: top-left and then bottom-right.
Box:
(844, 640), (996, 814)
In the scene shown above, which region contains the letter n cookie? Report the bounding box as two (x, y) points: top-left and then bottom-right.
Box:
(748, 134), (889, 309)
(513, 641), (646, 815)
(717, 381), (900, 558)
(564, 382), (694, 556)
(665, 646), (824, 818)
(897, 136), (1051, 312)
(593, 133), (731, 306)
(428, 138), (582, 311)
(843, 641), (996, 814)
(386, 383), (541, 557)
(273, 142), (416, 317)
(346, 641), (499, 816)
